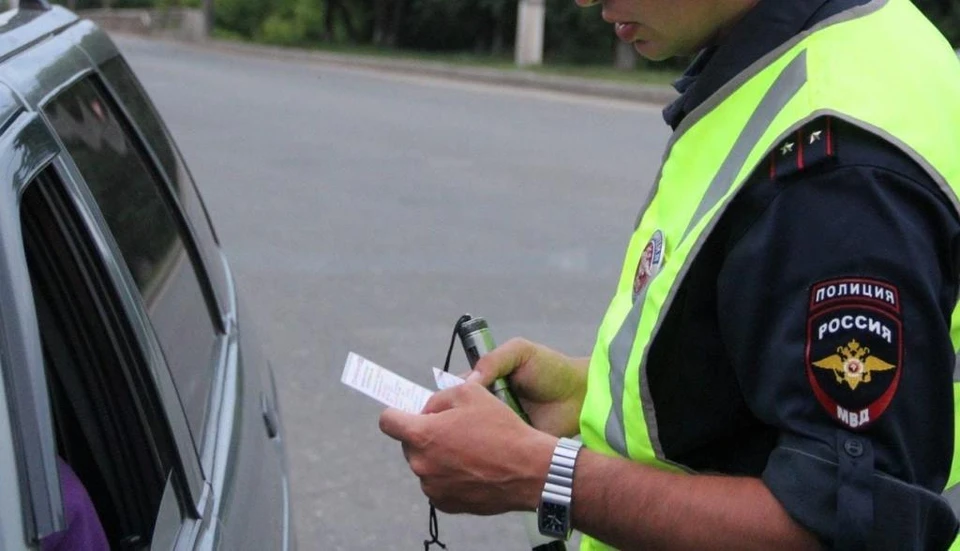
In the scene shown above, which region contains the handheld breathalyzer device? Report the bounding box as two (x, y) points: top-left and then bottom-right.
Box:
(456, 314), (567, 551)
(457, 316), (531, 424)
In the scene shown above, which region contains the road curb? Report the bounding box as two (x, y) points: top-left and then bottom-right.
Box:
(125, 33), (680, 106)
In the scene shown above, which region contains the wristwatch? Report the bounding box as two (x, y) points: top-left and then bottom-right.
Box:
(537, 437), (582, 540)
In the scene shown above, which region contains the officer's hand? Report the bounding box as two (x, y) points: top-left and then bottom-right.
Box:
(465, 338), (588, 437)
(379, 383), (556, 515)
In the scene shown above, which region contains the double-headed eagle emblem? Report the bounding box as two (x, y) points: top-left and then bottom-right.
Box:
(812, 339), (896, 390)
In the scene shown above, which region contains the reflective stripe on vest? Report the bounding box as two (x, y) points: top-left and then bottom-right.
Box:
(603, 52), (808, 458)
(577, 0), (960, 548)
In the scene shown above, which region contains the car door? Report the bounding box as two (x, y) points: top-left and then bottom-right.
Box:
(0, 21), (205, 549)
(19, 152), (198, 551)
(0, 88), (198, 551)
(45, 21), (290, 550)
(0, 15), (289, 550)
(75, 27), (291, 551)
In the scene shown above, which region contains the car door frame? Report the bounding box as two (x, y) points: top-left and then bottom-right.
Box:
(0, 105), (65, 549)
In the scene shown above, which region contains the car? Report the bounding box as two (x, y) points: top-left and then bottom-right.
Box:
(0, 1), (294, 549)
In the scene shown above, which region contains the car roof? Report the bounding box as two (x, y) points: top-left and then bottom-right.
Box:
(0, 3), (124, 128)
(0, 4), (78, 66)
(0, 4), (80, 126)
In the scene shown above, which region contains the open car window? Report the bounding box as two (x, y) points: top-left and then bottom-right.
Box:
(21, 169), (184, 549)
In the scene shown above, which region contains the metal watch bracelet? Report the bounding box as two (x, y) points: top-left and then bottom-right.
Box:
(537, 437), (583, 540)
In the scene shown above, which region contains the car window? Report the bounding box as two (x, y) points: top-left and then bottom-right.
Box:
(43, 77), (218, 441)
(21, 170), (181, 548)
(99, 56), (230, 313)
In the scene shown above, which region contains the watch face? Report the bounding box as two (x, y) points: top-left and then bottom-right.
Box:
(538, 502), (568, 537)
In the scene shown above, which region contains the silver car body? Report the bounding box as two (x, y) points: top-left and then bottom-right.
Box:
(0, 5), (293, 550)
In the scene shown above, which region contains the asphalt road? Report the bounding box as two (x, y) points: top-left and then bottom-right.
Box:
(115, 35), (671, 550)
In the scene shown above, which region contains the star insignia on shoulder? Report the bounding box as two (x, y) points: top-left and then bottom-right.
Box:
(768, 116), (836, 182)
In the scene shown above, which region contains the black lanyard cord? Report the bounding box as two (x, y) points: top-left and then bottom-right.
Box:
(424, 314), (472, 550)
(423, 505), (446, 551)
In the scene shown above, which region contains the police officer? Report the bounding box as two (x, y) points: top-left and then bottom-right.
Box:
(379, 0), (960, 548)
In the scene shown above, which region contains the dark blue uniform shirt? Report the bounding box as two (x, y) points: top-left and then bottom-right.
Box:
(649, 0), (960, 548)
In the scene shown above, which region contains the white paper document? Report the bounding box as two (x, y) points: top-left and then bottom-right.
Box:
(432, 367), (466, 390)
(341, 352), (434, 414)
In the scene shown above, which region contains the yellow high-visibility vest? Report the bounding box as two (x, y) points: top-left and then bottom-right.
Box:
(577, 0), (960, 548)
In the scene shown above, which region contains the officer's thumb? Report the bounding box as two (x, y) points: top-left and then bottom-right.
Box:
(465, 366), (491, 386)
(466, 352), (504, 386)
(465, 337), (529, 386)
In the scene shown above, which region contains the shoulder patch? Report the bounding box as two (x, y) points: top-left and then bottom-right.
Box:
(805, 277), (902, 430)
(768, 116), (836, 181)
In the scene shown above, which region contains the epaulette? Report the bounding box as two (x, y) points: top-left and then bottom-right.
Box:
(767, 115), (836, 181)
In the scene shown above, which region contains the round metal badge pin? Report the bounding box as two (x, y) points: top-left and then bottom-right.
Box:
(632, 230), (665, 302)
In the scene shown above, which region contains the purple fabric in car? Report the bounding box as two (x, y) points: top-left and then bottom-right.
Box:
(41, 458), (109, 551)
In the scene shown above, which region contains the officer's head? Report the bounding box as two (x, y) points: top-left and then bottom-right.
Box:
(576, 0), (760, 60)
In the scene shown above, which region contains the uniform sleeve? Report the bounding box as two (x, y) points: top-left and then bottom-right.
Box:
(716, 146), (960, 548)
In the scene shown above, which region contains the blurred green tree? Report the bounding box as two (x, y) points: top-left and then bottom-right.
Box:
(67, 0), (958, 65)
(258, 0), (324, 44)
(216, 0), (271, 37)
